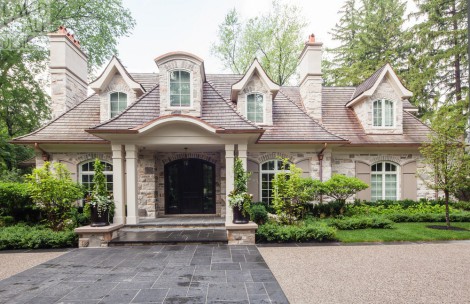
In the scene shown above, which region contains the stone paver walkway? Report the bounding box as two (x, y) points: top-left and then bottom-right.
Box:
(110, 229), (228, 245)
(0, 245), (288, 304)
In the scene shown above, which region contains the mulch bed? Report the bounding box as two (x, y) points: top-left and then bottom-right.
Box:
(426, 225), (469, 231)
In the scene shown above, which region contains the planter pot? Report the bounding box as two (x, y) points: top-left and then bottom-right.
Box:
(90, 205), (110, 227)
(232, 206), (250, 224)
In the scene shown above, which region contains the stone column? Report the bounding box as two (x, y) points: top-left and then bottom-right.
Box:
(112, 144), (126, 224)
(125, 144), (139, 224)
(225, 144), (235, 224)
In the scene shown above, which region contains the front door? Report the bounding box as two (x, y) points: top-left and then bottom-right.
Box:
(165, 158), (216, 214)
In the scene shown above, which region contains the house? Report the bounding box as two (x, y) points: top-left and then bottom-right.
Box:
(12, 29), (435, 225)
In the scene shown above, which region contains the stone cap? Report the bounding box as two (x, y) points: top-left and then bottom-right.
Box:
(75, 223), (124, 234)
(225, 222), (258, 230)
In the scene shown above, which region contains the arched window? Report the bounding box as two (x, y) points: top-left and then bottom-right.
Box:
(373, 99), (394, 127)
(260, 159), (290, 204)
(79, 160), (113, 194)
(170, 70), (191, 107)
(110, 92), (127, 118)
(247, 93), (264, 123)
(371, 161), (398, 201)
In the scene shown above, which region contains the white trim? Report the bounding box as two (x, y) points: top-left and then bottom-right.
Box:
(370, 161), (400, 201)
(245, 92), (266, 124)
(259, 159), (290, 204)
(138, 116), (218, 134)
(90, 57), (144, 94)
(231, 59), (279, 101)
(372, 98), (395, 128)
(78, 160), (113, 193)
(167, 69), (193, 109)
(108, 91), (128, 119)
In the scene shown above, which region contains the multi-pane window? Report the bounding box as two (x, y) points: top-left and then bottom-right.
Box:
(247, 93), (264, 123)
(373, 99), (394, 127)
(260, 160), (290, 205)
(371, 162), (398, 201)
(110, 92), (127, 118)
(170, 70), (191, 107)
(79, 161), (113, 194)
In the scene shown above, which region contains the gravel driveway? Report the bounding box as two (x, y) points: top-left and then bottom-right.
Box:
(259, 241), (470, 304)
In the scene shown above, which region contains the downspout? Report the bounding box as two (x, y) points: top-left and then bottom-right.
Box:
(317, 143), (327, 203)
(34, 143), (50, 162)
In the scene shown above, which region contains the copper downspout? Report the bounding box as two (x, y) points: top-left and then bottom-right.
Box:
(34, 143), (50, 161)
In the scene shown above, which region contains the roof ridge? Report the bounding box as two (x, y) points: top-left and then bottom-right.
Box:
(205, 80), (261, 129)
(278, 90), (348, 142)
(13, 94), (99, 141)
(91, 84), (160, 129)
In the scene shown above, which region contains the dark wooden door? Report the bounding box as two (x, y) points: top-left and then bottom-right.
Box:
(165, 159), (215, 214)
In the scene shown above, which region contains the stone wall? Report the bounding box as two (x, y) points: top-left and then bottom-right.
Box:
(299, 76), (322, 122)
(99, 74), (137, 122)
(50, 70), (87, 119)
(137, 150), (157, 218)
(353, 78), (404, 134)
(158, 59), (203, 117)
(237, 73), (273, 125)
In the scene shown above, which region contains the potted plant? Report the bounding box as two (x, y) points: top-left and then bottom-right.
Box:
(228, 158), (252, 224)
(88, 159), (114, 227)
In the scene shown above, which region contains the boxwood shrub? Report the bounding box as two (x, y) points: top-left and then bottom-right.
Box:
(329, 216), (394, 230)
(250, 203), (268, 225)
(0, 224), (77, 249)
(256, 221), (336, 243)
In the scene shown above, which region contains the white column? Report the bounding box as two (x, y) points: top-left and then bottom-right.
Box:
(125, 144), (139, 224)
(225, 144), (235, 224)
(238, 144), (247, 170)
(112, 144), (125, 224)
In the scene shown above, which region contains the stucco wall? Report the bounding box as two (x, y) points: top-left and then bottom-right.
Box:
(237, 73), (273, 125)
(158, 59), (203, 117)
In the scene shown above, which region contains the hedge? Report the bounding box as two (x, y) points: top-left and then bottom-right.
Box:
(256, 221), (336, 243)
(0, 182), (39, 222)
(328, 216), (394, 230)
(0, 224), (77, 249)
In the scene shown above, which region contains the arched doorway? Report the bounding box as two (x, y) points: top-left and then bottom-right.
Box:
(165, 158), (216, 214)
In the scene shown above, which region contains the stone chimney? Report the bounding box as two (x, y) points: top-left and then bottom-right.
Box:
(48, 26), (88, 119)
(299, 34), (323, 122)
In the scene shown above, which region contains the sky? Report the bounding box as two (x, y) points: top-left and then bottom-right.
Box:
(115, 0), (347, 74)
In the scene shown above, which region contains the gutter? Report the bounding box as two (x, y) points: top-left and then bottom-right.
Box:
(34, 143), (50, 161)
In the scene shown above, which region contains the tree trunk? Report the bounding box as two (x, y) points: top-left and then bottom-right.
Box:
(444, 189), (450, 229)
(451, 0), (462, 103)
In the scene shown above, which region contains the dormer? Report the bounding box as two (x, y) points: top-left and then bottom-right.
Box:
(231, 59), (279, 125)
(90, 56), (145, 122)
(155, 51), (205, 117)
(346, 64), (413, 135)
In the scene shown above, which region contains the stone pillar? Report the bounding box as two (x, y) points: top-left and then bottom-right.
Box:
(225, 144), (235, 224)
(125, 144), (139, 224)
(111, 144), (125, 224)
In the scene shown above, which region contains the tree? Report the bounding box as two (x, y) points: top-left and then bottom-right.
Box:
(212, 1), (307, 85)
(419, 105), (470, 228)
(408, 0), (468, 113)
(321, 174), (369, 203)
(323, 0), (408, 86)
(26, 162), (84, 231)
(0, 0), (135, 171)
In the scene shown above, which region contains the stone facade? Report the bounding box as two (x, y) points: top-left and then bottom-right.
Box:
(50, 70), (87, 119)
(158, 59), (203, 117)
(300, 76), (323, 122)
(99, 74), (137, 122)
(237, 73), (273, 125)
(353, 78), (404, 134)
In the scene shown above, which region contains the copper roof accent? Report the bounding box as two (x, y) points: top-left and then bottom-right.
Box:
(57, 26), (81, 48)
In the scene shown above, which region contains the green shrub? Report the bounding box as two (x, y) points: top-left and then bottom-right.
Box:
(451, 201), (470, 211)
(0, 182), (39, 222)
(321, 174), (369, 203)
(384, 211), (470, 223)
(250, 204), (268, 225)
(310, 200), (347, 218)
(347, 202), (452, 216)
(329, 216), (394, 230)
(0, 224), (77, 249)
(0, 216), (14, 227)
(256, 221), (336, 242)
(26, 162), (84, 231)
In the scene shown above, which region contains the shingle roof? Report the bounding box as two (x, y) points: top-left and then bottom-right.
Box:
(350, 65), (387, 101)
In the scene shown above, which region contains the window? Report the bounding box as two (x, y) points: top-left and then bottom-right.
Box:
(260, 159), (290, 205)
(79, 160), (113, 194)
(110, 92), (127, 118)
(247, 93), (264, 123)
(373, 99), (394, 127)
(170, 70), (191, 107)
(371, 162), (398, 201)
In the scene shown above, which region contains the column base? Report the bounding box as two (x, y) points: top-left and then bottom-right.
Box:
(126, 216), (139, 225)
(225, 222), (258, 245)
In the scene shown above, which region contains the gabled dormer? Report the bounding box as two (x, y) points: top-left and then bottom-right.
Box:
(90, 56), (145, 122)
(346, 64), (413, 135)
(231, 59), (279, 125)
(155, 51), (205, 117)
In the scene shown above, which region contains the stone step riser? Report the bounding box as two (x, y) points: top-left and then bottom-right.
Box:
(122, 224), (225, 229)
(108, 240), (227, 246)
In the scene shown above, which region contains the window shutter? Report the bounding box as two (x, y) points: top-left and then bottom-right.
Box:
(247, 160), (260, 202)
(356, 161), (371, 201)
(295, 159), (311, 178)
(402, 161), (417, 200)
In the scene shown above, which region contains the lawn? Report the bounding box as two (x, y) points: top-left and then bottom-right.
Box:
(336, 222), (470, 243)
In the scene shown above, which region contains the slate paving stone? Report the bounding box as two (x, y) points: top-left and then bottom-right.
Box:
(0, 245), (288, 304)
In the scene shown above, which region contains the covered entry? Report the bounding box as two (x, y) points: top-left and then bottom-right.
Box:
(165, 158), (216, 214)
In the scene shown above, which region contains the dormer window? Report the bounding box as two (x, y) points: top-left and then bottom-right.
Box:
(170, 70), (191, 107)
(247, 93), (264, 123)
(110, 92), (127, 118)
(373, 99), (394, 127)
